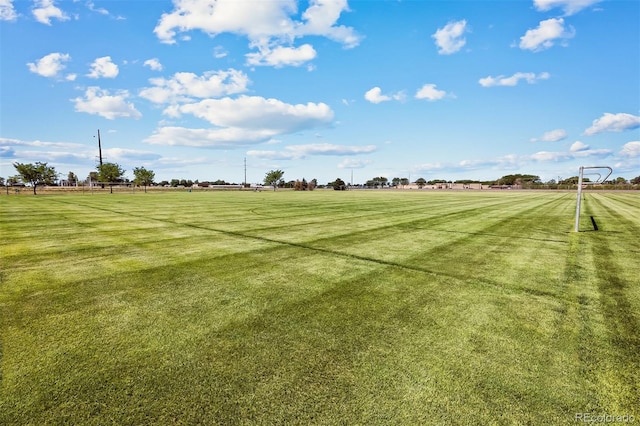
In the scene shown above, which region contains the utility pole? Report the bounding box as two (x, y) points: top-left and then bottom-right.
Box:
(97, 129), (103, 166)
(244, 157), (247, 187)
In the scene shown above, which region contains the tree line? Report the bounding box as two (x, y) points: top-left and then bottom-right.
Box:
(6, 163), (640, 195)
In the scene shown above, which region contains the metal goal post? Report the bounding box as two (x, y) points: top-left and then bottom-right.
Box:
(574, 166), (612, 232)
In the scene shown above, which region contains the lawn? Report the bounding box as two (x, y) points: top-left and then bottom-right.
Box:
(1, 190), (638, 424)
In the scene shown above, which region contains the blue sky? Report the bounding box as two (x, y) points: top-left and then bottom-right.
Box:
(1, 0), (639, 185)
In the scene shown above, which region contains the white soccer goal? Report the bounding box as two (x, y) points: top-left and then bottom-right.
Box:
(574, 166), (612, 232)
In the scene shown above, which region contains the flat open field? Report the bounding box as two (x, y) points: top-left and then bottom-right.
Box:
(1, 190), (638, 424)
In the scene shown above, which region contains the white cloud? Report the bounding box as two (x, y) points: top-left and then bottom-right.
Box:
(87, 56), (119, 78)
(519, 18), (574, 51)
(619, 141), (640, 158)
(287, 143), (376, 156)
(584, 113), (640, 135)
(246, 43), (316, 68)
(531, 151), (570, 162)
(364, 87), (390, 104)
(1, 0), (17, 21)
(27, 52), (70, 78)
(143, 58), (163, 71)
(297, 0), (361, 48)
(0, 137), (84, 149)
(144, 126), (275, 147)
(140, 69), (250, 104)
(103, 148), (161, 161)
(569, 141), (589, 152)
(176, 96), (334, 132)
(415, 84), (448, 101)
(86, 1), (109, 15)
(541, 128), (566, 142)
(533, 0), (602, 16)
(213, 46), (228, 58)
(153, 0), (360, 68)
(248, 143), (376, 160)
(531, 142), (612, 162)
(146, 96), (334, 148)
(479, 72), (550, 87)
(32, 0), (69, 25)
(432, 20), (468, 55)
(72, 87), (142, 120)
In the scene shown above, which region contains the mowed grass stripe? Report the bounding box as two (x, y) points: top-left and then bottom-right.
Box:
(579, 193), (640, 410)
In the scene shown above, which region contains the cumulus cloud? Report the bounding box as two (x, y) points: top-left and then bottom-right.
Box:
(364, 87), (390, 104)
(1, 0), (17, 21)
(72, 87), (141, 120)
(153, 0), (360, 67)
(584, 113), (640, 135)
(619, 141), (640, 157)
(32, 0), (68, 25)
(415, 84), (448, 101)
(432, 20), (468, 55)
(569, 141), (589, 152)
(479, 72), (550, 87)
(533, 0), (602, 16)
(143, 58), (163, 71)
(27, 52), (71, 78)
(364, 87), (405, 104)
(146, 96), (335, 147)
(246, 43), (316, 67)
(139, 69), (250, 104)
(519, 18), (574, 51)
(175, 96), (333, 132)
(87, 56), (119, 78)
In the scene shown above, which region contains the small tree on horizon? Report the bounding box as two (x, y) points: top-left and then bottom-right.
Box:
(264, 169), (284, 191)
(133, 167), (155, 193)
(97, 162), (125, 193)
(13, 162), (57, 195)
(332, 178), (347, 190)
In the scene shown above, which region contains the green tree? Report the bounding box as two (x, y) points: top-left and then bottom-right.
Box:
(331, 178), (346, 190)
(400, 178), (410, 187)
(97, 162), (125, 193)
(133, 167), (155, 193)
(631, 176), (640, 185)
(614, 177), (628, 185)
(415, 177), (426, 188)
(13, 162), (57, 195)
(264, 169), (284, 191)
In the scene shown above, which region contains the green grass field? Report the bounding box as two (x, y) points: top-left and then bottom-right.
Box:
(1, 190), (638, 424)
